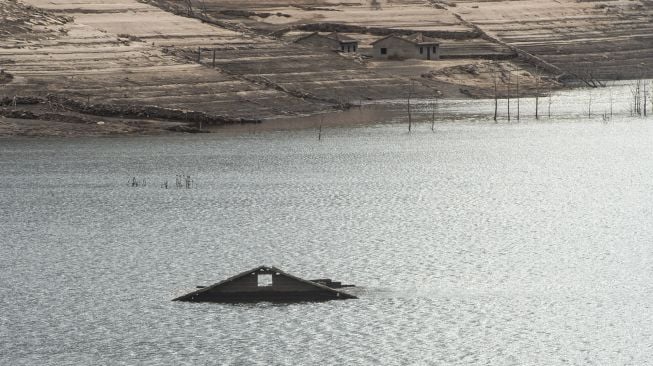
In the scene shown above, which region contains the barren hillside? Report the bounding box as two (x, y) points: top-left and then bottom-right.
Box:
(177, 0), (653, 80)
(0, 0), (330, 119)
(449, 0), (653, 80)
(2, 0), (650, 136)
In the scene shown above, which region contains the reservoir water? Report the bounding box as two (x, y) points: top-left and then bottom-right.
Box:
(2, 86), (653, 365)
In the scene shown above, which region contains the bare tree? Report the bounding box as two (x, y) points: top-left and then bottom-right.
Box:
(569, 67), (606, 88)
(185, 0), (194, 16)
(631, 80), (642, 116)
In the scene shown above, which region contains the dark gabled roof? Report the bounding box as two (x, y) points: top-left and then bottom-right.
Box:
(403, 32), (439, 45)
(294, 31), (320, 43)
(325, 32), (357, 43)
(371, 32), (440, 46)
(173, 265), (357, 302)
(294, 31), (358, 44)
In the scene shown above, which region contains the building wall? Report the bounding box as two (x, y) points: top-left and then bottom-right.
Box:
(419, 44), (440, 60)
(373, 37), (440, 60)
(340, 42), (358, 53)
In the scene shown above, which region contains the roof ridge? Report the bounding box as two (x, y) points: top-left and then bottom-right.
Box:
(172, 266), (356, 301)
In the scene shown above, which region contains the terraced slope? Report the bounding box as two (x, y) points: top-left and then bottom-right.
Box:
(177, 0), (474, 35)
(2, 0), (437, 122)
(450, 0), (653, 80)
(1, 0), (328, 118)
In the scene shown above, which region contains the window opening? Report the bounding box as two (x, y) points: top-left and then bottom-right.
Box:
(257, 274), (273, 287)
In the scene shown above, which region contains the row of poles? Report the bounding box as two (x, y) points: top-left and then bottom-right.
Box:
(404, 78), (652, 133)
(196, 47), (652, 133)
(128, 175), (195, 189)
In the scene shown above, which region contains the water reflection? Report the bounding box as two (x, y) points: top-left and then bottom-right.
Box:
(1, 86), (653, 364)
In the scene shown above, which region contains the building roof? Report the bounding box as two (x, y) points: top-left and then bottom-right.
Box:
(325, 32), (358, 43)
(294, 31), (358, 44)
(173, 265), (357, 302)
(371, 32), (440, 46)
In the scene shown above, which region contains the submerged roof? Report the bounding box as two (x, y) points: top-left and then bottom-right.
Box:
(371, 32), (440, 46)
(173, 265), (357, 303)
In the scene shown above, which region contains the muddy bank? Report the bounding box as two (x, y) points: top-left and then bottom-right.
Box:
(420, 61), (562, 98)
(0, 94), (261, 137)
(0, 95), (262, 126)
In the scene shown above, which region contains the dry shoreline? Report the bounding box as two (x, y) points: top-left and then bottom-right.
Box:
(4, 0), (638, 138)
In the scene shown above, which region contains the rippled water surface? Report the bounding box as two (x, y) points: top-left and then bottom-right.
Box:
(2, 95), (653, 364)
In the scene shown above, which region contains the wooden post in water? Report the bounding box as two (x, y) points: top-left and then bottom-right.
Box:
(516, 73), (520, 122)
(318, 118), (323, 141)
(548, 87), (552, 118)
(431, 97), (437, 132)
(506, 72), (511, 122)
(493, 72), (498, 122)
(407, 83), (413, 133)
(588, 91), (592, 118)
(535, 66), (539, 120)
(610, 88), (613, 119)
(642, 82), (646, 117)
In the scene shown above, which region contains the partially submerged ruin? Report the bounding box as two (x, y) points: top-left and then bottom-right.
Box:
(173, 266), (357, 303)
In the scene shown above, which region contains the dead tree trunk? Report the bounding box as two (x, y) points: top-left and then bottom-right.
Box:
(588, 91), (592, 119)
(407, 82), (413, 132)
(644, 82), (648, 117)
(534, 67), (539, 120)
(610, 88), (613, 120)
(431, 97), (437, 132)
(516, 73), (520, 122)
(506, 72), (511, 122)
(548, 87), (552, 119)
(493, 72), (498, 122)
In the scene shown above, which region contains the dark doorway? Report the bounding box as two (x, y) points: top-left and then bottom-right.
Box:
(427, 47), (431, 60)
